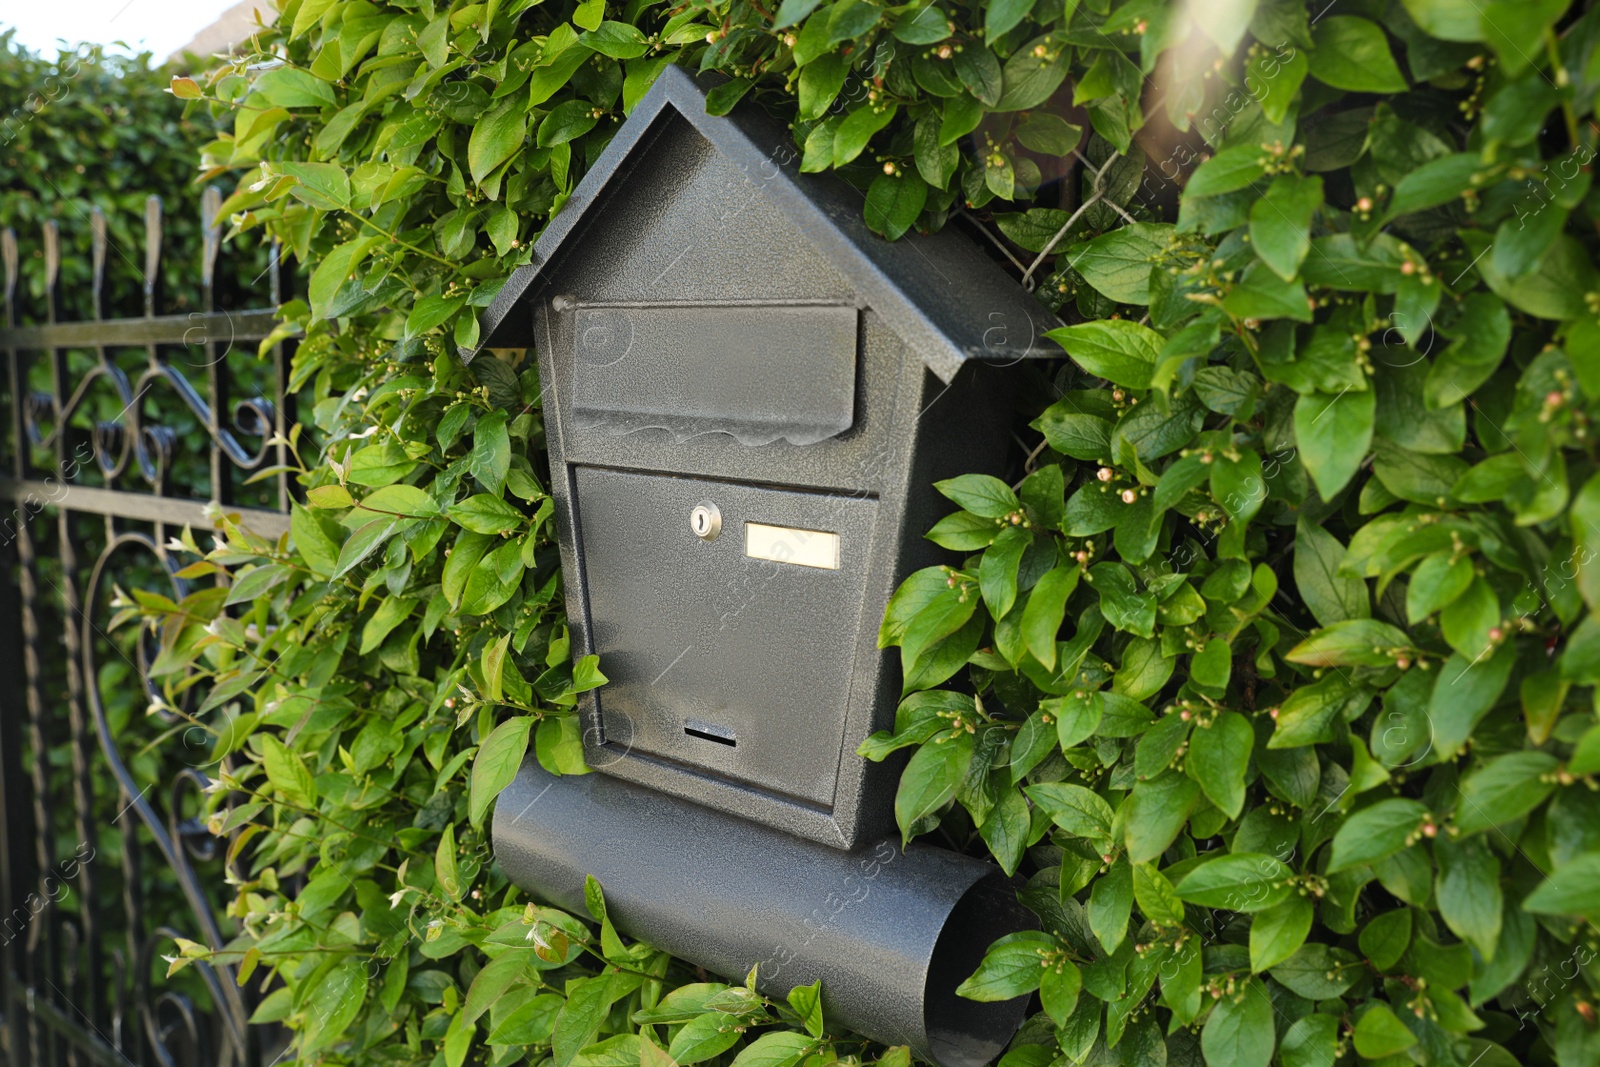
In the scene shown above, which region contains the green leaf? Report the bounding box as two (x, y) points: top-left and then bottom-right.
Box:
(979, 787), (1030, 876)
(1133, 863), (1185, 926)
(1270, 943), (1362, 999)
(470, 411), (512, 494)
(308, 236), (378, 321)
(1309, 16), (1407, 92)
(537, 99), (598, 148)
(1026, 782), (1114, 846)
(1435, 836), (1502, 959)
(572, 655), (608, 692)
(435, 822), (462, 901)
(1124, 772), (1200, 864)
(1328, 798), (1429, 872)
(1353, 1003), (1417, 1059)
(1424, 293), (1511, 408)
(1249, 174), (1322, 281)
(1250, 897), (1313, 973)
(581, 22), (649, 58)
(1175, 853), (1293, 913)
(984, 0), (1035, 40)
(281, 161), (351, 211)
(449, 493), (526, 534)
(1471, 232), (1598, 320)
(554, 974), (620, 1067)
(731, 1033), (816, 1067)
(225, 563), (289, 607)
(1270, 673), (1359, 749)
(894, 734), (973, 843)
(1201, 978), (1275, 1067)
(864, 171), (927, 240)
(260, 734), (317, 808)
(1401, 0), (1483, 41)
(1064, 223), (1173, 305)
(470, 716), (534, 829)
(1406, 552), (1474, 622)
(1211, 450), (1266, 524)
(1021, 565), (1079, 668)
(667, 1013), (742, 1064)
(1523, 853), (1600, 918)
(1294, 521), (1369, 627)
(1386, 153), (1486, 219)
(936, 474), (1019, 518)
(1043, 320), (1161, 389)
(1015, 113), (1081, 156)
(1454, 751), (1558, 835)
(1087, 855), (1133, 953)
(470, 97), (529, 184)
(835, 103), (898, 167)
(926, 510), (1000, 550)
(407, 294), (469, 339)
(1039, 959), (1081, 1027)
(996, 40), (1070, 111)
(1294, 387), (1375, 498)
(464, 954), (529, 1025)
(1050, 693), (1103, 750)
(1285, 618), (1410, 668)
(1359, 909), (1413, 971)
(955, 930), (1054, 1000)
(1186, 711), (1253, 819)
(978, 527), (1029, 620)
(1279, 1014), (1339, 1067)
(1185, 143), (1271, 198)
(301, 958), (368, 1052)
(253, 66), (337, 108)
(1431, 648), (1515, 757)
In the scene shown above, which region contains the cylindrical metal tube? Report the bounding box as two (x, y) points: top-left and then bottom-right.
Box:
(493, 759), (1035, 1067)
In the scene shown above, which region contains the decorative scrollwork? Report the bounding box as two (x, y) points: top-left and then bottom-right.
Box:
(84, 534), (249, 1067)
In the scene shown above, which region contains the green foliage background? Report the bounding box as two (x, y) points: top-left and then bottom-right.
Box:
(135, 0), (1600, 1065)
(0, 30), (258, 319)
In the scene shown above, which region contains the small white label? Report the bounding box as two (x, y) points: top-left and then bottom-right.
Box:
(744, 522), (840, 570)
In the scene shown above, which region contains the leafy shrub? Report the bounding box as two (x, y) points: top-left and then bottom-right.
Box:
(140, 1), (1600, 1066)
(0, 29), (258, 319)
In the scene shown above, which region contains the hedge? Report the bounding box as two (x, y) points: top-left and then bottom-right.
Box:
(0, 30), (259, 320)
(144, 1), (1600, 1065)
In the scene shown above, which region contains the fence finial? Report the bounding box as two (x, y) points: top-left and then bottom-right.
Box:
(2, 229), (15, 322)
(144, 195), (163, 317)
(201, 186), (222, 299)
(42, 221), (59, 324)
(91, 207), (108, 320)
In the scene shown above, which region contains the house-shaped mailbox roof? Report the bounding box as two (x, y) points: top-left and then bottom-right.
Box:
(471, 65), (1063, 383)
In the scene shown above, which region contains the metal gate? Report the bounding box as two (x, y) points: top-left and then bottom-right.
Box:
(0, 189), (295, 1066)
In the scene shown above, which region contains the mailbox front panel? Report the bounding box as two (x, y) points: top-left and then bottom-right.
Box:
(571, 466), (879, 808)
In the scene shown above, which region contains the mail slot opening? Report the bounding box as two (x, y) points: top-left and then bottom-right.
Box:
(684, 722), (737, 747)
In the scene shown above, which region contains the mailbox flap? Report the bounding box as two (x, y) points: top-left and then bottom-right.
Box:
(572, 466), (879, 807)
(569, 304), (857, 446)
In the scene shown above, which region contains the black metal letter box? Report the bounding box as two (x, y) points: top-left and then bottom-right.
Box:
(481, 66), (1062, 1066)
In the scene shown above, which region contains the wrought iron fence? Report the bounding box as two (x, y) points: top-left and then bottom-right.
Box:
(0, 189), (297, 1066)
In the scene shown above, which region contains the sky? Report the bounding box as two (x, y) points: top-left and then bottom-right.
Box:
(3, 0), (247, 60)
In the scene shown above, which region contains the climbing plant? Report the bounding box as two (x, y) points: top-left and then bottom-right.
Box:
(135, 0), (1600, 1065)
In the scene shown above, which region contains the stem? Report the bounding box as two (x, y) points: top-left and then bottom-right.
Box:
(344, 211), (456, 268)
(1548, 29), (1581, 150)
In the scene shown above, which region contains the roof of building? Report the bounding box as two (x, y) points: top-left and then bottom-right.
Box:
(470, 65), (1062, 384)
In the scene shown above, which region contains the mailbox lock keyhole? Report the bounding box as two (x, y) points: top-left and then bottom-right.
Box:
(690, 501), (722, 541)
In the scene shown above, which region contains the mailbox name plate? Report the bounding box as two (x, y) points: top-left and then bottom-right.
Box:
(744, 522), (840, 570)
